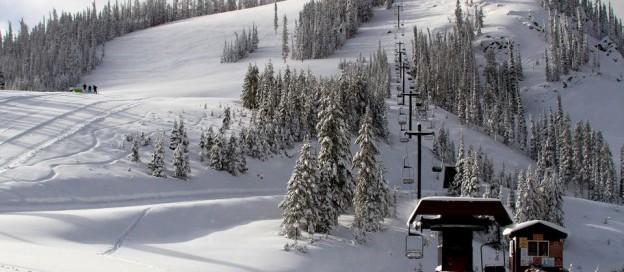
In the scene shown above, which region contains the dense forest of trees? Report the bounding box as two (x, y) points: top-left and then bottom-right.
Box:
(0, 0), (282, 91)
(541, 0), (623, 81)
(420, 0), (622, 228)
(220, 24), (259, 63)
(291, 0), (388, 60)
(411, 1), (526, 150)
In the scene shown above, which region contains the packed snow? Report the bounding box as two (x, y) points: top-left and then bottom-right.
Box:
(1, 0), (623, 271)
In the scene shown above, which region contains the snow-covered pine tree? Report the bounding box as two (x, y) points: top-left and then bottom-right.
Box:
(352, 108), (388, 234)
(514, 168), (528, 223)
(209, 135), (225, 171)
(316, 86), (354, 219)
(449, 131), (466, 197)
(461, 149), (481, 197)
(559, 114), (574, 186)
(621, 144), (624, 202)
(549, 169), (565, 226)
(179, 119), (189, 151)
(526, 166), (544, 222)
(273, 1), (278, 34)
(279, 138), (320, 239)
(148, 132), (167, 178)
(172, 144), (189, 180)
(131, 133), (140, 162)
(282, 15), (289, 62)
(241, 64), (260, 109)
(203, 126), (216, 162)
(236, 135), (248, 174)
(221, 107), (232, 133)
(169, 119), (181, 150)
(225, 135), (238, 175)
(455, 0), (463, 28)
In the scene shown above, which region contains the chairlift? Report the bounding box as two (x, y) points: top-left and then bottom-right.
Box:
(405, 226), (424, 259)
(397, 93), (405, 106)
(400, 131), (410, 143)
(398, 108), (407, 125)
(402, 157), (414, 183)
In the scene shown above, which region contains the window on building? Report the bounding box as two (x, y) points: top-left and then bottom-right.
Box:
(528, 241), (549, 257)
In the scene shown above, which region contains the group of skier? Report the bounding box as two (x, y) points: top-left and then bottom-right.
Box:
(82, 84), (98, 94)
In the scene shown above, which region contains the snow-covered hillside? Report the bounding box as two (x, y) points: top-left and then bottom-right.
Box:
(1, 0), (623, 271)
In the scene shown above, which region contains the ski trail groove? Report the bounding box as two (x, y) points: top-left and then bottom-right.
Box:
(102, 208), (150, 255)
(0, 102), (140, 173)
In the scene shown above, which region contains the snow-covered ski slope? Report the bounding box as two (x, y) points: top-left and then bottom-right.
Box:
(0, 0), (623, 271)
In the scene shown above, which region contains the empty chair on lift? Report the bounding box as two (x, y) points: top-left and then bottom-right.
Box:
(398, 107), (407, 125)
(400, 131), (409, 143)
(402, 157), (414, 184)
(397, 93), (405, 106)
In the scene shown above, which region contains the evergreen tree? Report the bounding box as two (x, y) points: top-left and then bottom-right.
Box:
(172, 144), (190, 180)
(241, 64), (260, 109)
(455, 0), (463, 28)
(148, 132), (166, 178)
(225, 135), (238, 175)
(279, 139), (321, 239)
(131, 133), (141, 162)
(274, 1), (278, 34)
(514, 169), (528, 223)
(621, 144), (624, 201)
(316, 87), (354, 220)
(282, 15), (289, 62)
(210, 135), (225, 171)
(449, 131), (465, 197)
(352, 108), (388, 234)
(461, 150), (480, 197)
(221, 107), (232, 132)
(169, 119), (181, 150)
(236, 137), (248, 175)
(549, 169), (565, 226)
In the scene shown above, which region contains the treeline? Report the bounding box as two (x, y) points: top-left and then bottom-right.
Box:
(241, 46), (390, 142)
(291, 0), (386, 60)
(541, 0), (624, 81)
(220, 24), (259, 63)
(0, 0), (282, 91)
(140, 45), (391, 180)
(422, 1), (622, 228)
(411, 2), (527, 151)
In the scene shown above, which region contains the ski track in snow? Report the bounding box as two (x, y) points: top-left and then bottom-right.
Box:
(0, 94), (57, 138)
(0, 263), (48, 272)
(102, 208), (151, 255)
(0, 101), (141, 174)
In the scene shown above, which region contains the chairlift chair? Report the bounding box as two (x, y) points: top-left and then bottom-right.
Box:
(398, 107), (407, 123)
(397, 93), (405, 106)
(405, 230), (424, 259)
(400, 131), (410, 143)
(402, 157), (414, 184)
